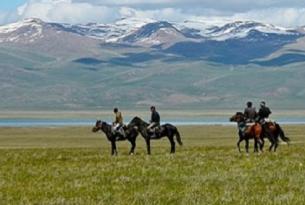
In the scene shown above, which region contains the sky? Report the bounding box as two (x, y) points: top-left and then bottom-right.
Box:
(0, 0), (305, 27)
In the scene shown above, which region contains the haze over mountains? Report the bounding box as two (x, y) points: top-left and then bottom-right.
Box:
(1, 18), (305, 110)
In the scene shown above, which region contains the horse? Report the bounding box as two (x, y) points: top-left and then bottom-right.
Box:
(128, 116), (183, 154)
(260, 121), (290, 152)
(230, 112), (264, 153)
(92, 120), (139, 156)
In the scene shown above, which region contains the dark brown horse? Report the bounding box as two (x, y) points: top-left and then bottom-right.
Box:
(128, 116), (183, 154)
(230, 112), (264, 153)
(261, 122), (290, 152)
(92, 120), (139, 155)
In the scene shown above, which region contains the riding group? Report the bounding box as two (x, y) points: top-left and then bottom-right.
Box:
(230, 101), (290, 153)
(92, 102), (290, 155)
(92, 106), (182, 155)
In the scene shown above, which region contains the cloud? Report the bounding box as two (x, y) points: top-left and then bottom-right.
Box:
(119, 7), (189, 22)
(0, 0), (305, 28)
(5, 0), (120, 24)
(232, 8), (305, 28)
(75, 0), (305, 12)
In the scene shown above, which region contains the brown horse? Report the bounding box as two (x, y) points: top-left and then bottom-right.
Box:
(230, 112), (264, 153)
(261, 122), (290, 152)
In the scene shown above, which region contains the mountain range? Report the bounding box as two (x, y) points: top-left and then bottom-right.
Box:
(1, 18), (305, 110)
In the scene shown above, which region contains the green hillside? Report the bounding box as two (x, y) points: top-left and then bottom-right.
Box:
(0, 45), (305, 110)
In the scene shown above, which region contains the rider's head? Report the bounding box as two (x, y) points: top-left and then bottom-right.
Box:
(260, 101), (266, 107)
(150, 106), (156, 112)
(113, 108), (118, 113)
(246, 101), (252, 108)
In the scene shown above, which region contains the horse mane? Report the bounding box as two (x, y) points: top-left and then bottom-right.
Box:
(129, 116), (149, 126)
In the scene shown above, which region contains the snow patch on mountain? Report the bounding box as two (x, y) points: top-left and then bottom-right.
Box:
(0, 18), (44, 43)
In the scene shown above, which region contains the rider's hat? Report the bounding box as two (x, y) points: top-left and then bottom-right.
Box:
(260, 101), (266, 106)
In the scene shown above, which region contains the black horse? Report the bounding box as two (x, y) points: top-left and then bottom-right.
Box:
(92, 120), (139, 155)
(128, 116), (183, 154)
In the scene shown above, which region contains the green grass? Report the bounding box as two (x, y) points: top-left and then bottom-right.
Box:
(0, 125), (304, 204)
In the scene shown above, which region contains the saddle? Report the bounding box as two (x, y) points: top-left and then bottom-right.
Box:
(239, 122), (257, 135)
(113, 125), (127, 140)
(148, 126), (162, 139)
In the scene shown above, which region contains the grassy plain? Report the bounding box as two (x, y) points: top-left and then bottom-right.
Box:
(0, 125), (304, 204)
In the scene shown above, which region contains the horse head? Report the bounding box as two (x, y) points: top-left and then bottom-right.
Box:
(92, 120), (105, 132)
(230, 112), (245, 123)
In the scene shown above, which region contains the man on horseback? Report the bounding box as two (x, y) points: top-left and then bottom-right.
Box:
(112, 108), (125, 138)
(239, 101), (257, 135)
(257, 101), (272, 124)
(244, 101), (257, 123)
(147, 106), (160, 138)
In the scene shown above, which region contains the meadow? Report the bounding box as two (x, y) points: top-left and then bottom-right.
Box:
(0, 125), (304, 205)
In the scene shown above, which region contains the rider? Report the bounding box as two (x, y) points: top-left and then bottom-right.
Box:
(244, 101), (257, 123)
(147, 106), (160, 138)
(257, 101), (272, 124)
(112, 108), (125, 138)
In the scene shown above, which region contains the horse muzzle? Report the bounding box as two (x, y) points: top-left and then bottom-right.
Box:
(92, 127), (99, 132)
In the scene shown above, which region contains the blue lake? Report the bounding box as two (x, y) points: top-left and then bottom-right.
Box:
(1, 117), (305, 127)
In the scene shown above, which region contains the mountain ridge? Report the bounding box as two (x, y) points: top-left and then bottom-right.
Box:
(1, 18), (305, 110)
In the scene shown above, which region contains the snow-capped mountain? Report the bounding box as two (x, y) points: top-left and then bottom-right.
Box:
(57, 17), (156, 43)
(120, 21), (194, 47)
(1, 18), (305, 110)
(0, 17), (301, 44)
(177, 20), (298, 41)
(203, 21), (297, 41)
(0, 17), (304, 65)
(0, 18), (44, 43)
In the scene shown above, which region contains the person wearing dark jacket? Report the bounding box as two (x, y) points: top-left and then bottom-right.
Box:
(147, 106), (160, 137)
(258, 101), (272, 123)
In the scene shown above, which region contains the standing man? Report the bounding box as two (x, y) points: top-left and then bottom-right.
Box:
(113, 108), (125, 138)
(244, 101), (257, 123)
(147, 106), (160, 138)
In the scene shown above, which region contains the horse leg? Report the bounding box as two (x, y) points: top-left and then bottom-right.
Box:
(110, 140), (115, 155)
(145, 138), (151, 155)
(254, 139), (258, 152)
(260, 138), (265, 152)
(129, 138), (136, 155)
(266, 133), (275, 152)
(269, 138), (274, 152)
(245, 139), (249, 153)
(273, 138), (279, 152)
(111, 140), (118, 156)
(169, 136), (176, 153)
(237, 138), (242, 153)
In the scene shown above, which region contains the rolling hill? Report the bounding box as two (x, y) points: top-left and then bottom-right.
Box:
(0, 18), (305, 110)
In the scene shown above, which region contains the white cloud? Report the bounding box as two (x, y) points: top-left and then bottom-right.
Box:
(6, 0), (119, 24)
(232, 8), (305, 28)
(0, 0), (305, 28)
(119, 7), (188, 22)
(75, 0), (305, 12)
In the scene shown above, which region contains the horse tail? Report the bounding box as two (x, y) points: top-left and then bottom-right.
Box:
(275, 123), (290, 145)
(175, 128), (183, 146)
